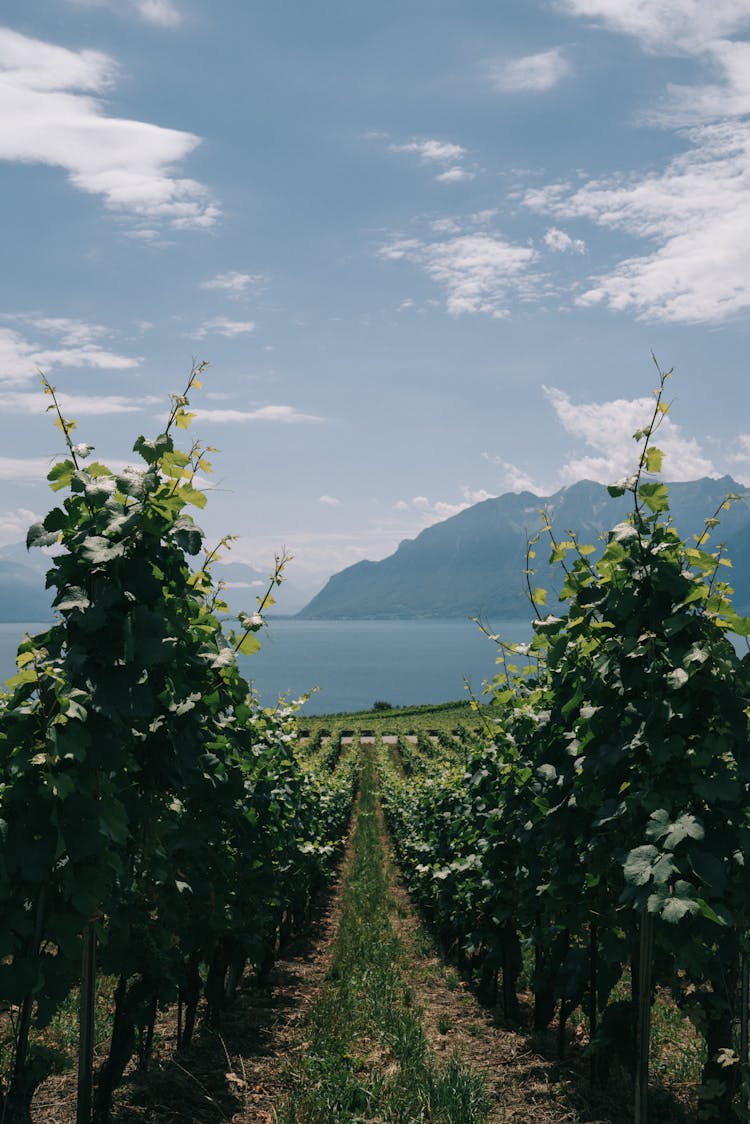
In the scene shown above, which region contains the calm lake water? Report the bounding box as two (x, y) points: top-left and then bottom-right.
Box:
(0, 618), (533, 715)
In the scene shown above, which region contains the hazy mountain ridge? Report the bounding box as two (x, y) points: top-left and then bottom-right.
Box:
(0, 546), (322, 623)
(298, 477), (750, 620)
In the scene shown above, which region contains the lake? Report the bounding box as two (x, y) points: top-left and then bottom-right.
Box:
(0, 618), (533, 715)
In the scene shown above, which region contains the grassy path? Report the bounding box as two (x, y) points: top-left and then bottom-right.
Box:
(278, 741), (488, 1123)
(29, 730), (650, 1122)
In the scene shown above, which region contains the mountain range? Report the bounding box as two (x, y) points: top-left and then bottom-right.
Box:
(0, 543), (320, 623)
(298, 476), (750, 620)
(2, 477), (748, 624)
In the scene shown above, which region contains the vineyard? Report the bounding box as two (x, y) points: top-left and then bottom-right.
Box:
(1, 364), (750, 1122)
(0, 370), (358, 1123)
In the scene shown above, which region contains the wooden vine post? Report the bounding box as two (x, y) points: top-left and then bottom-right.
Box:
(77, 923), (97, 1124)
(741, 952), (749, 1112)
(634, 911), (655, 1124)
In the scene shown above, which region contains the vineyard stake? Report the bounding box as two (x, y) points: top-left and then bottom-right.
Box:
(77, 923), (97, 1124)
(11, 885), (46, 1087)
(634, 911), (655, 1124)
(741, 952), (749, 1110)
(589, 920), (598, 1082)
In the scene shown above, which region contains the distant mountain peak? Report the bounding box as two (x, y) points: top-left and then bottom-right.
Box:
(298, 476), (750, 620)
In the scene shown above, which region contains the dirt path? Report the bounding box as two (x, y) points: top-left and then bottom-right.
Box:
(34, 746), (633, 1123)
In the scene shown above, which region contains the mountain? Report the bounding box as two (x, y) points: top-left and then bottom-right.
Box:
(298, 477), (750, 620)
(0, 545), (324, 623)
(0, 543), (55, 622)
(210, 561), (325, 617)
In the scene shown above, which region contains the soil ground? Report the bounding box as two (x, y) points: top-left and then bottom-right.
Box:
(30, 748), (689, 1124)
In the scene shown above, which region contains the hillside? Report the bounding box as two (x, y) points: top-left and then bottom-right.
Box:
(298, 476), (750, 619)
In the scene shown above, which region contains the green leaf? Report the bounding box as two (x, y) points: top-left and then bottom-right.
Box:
(536, 764), (557, 782)
(695, 898), (730, 926)
(26, 522), (59, 549)
(646, 810), (704, 849)
(55, 586), (91, 613)
(133, 432), (171, 464)
(47, 459), (75, 492)
(97, 799), (128, 844)
(115, 467), (146, 498)
(172, 516), (203, 555)
(721, 608), (750, 637)
(690, 851), (727, 893)
(652, 852), (678, 885)
(666, 667), (689, 689)
(661, 896), (699, 924)
(178, 484), (208, 510)
(637, 482), (670, 514)
(623, 844), (659, 886)
(4, 668), (37, 689)
(81, 536), (125, 564)
(160, 449), (191, 478)
(174, 409), (196, 430)
(611, 522), (638, 543)
(645, 447), (664, 473)
(236, 632), (262, 656)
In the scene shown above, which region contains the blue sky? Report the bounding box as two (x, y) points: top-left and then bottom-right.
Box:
(1, 0), (750, 602)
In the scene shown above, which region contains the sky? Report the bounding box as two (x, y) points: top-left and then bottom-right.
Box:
(1, 0), (750, 603)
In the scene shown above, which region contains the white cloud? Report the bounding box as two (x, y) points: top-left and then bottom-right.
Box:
(544, 226), (586, 253)
(431, 218), (461, 235)
(193, 405), (323, 424)
(124, 229), (168, 245)
(0, 508), (41, 545)
(517, 5), (750, 323)
(0, 323), (140, 386)
(200, 272), (265, 297)
(650, 40), (750, 127)
(528, 121), (750, 322)
(732, 434), (750, 462)
(0, 390), (159, 415)
(489, 48), (571, 93)
(0, 457), (56, 482)
(435, 167), (476, 184)
(318, 495), (341, 506)
(133, 0), (182, 25)
(192, 317), (256, 339)
(388, 138), (466, 163)
(18, 317), (109, 346)
(65, 0), (183, 27)
(729, 436), (750, 486)
(379, 233), (540, 317)
(0, 27), (217, 229)
(384, 136), (475, 183)
(558, 1), (750, 53)
(397, 486), (498, 524)
(0, 454), (134, 484)
(482, 452), (546, 494)
(544, 385), (716, 483)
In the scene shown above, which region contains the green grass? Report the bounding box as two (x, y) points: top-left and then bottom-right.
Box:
(298, 699), (495, 741)
(279, 743), (488, 1123)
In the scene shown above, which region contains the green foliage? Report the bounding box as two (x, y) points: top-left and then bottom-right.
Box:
(379, 365), (750, 1119)
(0, 364), (356, 1115)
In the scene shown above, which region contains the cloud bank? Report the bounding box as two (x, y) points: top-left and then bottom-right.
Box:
(379, 233), (539, 317)
(0, 27), (217, 229)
